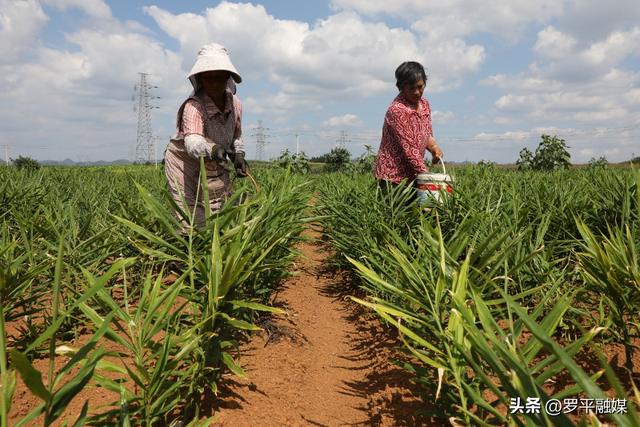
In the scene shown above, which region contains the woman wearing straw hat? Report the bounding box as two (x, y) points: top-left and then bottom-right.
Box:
(374, 61), (443, 197)
(164, 43), (248, 227)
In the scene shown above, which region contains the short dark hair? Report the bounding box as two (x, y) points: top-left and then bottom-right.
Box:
(395, 61), (427, 90)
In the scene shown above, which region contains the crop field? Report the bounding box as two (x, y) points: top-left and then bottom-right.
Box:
(1, 164), (639, 426)
(1, 165), (312, 426)
(316, 165), (640, 426)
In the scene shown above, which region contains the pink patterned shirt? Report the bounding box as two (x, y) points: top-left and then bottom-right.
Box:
(180, 90), (244, 152)
(374, 95), (433, 183)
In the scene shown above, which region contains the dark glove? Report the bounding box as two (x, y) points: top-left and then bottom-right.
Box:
(230, 151), (248, 177)
(208, 144), (226, 163)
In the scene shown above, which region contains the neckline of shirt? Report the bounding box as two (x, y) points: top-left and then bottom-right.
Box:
(394, 94), (428, 116)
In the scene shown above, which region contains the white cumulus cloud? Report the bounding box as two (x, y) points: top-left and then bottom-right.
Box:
(331, 0), (565, 39)
(557, 0), (640, 40)
(0, 2), (186, 161)
(432, 110), (454, 124)
(145, 1), (485, 115)
(0, 0), (48, 63)
(534, 26), (577, 59)
(42, 0), (112, 19)
(484, 24), (640, 129)
(322, 113), (362, 127)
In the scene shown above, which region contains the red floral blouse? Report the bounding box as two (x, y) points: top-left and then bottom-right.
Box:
(374, 94), (433, 183)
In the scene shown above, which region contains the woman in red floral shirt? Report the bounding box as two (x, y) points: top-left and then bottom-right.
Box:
(374, 61), (443, 192)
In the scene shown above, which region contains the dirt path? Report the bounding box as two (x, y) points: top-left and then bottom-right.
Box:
(211, 226), (428, 427)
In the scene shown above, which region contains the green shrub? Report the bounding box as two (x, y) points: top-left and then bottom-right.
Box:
(517, 135), (571, 171)
(12, 156), (41, 171)
(276, 149), (310, 174)
(323, 147), (351, 172)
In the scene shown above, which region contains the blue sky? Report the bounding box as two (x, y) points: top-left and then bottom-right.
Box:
(1, 0), (639, 163)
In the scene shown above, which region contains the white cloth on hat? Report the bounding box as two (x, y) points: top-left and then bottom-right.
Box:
(188, 43), (241, 91)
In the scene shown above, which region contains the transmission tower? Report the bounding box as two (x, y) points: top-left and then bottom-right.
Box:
(0, 144), (9, 166)
(252, 120), (269, 161)
(133, 73), (159, 164)
(337, 130), (350, 148)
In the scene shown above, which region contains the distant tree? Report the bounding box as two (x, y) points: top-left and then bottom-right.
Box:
(276, 149), (310, 174)
(12, 156), (40, 171)
(517, 135), (571, 172)
(588, 156), (608, 169)
(630, 155), (640, 165)
(310, 153), (331, 163)
(324, 147), (351, 172)
(277, 149), (293, 168)
(516, 148), (534, 171)
(532, 134), (571, 171)
(477, 160), (496, 170)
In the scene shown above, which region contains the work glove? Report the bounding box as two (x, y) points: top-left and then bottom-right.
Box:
(210, 144), (235, 172)
(184, 134), (211, 159)
(208, 144), (227, 163)
(229, 151), (248, 177)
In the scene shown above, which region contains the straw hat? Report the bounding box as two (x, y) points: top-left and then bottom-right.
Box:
(188, 43), (242, 91)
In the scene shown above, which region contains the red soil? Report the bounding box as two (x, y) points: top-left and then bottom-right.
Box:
(210, 227), (430, 426)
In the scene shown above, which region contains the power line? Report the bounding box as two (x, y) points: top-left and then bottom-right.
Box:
(438, 124), (640, 143)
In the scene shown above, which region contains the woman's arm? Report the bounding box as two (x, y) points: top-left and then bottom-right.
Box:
(181, 100), (211, 159)
(182, 100), (205, 137)
(232, 95), (245, 153)
(182, 100), (225, 161)
(426, 135), (443, 163)
(423, 100), (442, 163)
